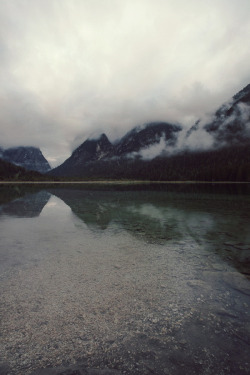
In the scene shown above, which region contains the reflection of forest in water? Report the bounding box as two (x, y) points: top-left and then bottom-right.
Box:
(48, 188), (250, 275)
(0, 184), (249, 275)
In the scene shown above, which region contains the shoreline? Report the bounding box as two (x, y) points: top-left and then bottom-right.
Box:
(0, 180), (249, 185)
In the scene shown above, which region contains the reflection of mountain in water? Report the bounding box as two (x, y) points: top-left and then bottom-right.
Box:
(49, 188), (250, 274)
(48, 189), (183, 241)
(0, 191), (51, 218)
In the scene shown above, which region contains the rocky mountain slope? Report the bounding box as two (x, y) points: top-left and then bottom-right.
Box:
(3, 84), (248, 181)
(50, 122), (182, 177)
(0, 146), (51, 173)
(204, 83), (250, 144)
(114, 122), (181, 156)
(49, 84), (250, 181)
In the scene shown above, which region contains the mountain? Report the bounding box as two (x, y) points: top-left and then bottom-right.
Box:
(0, 158), (51, 181)
(114, 122), (181, 156)
(50, 122), (182, 177)
(50, 133), (114, 177)
(48, 84), (250, 181)
(204, 83), (250, 144)
(232, 83), (250, 104)
(1, 146), (51, 173)
(70, 133), (113, 162)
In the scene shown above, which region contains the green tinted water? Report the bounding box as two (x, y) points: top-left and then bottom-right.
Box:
(0, 184), (249, 375)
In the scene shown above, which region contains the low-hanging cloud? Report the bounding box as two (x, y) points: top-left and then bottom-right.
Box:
(0, 0), (250, 166)
(125, 135), (168, 161)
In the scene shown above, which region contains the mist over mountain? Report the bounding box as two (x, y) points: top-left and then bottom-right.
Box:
(48, 84), (250, 181)
(0, 146), (51, 173)
(114, 122), (182, 157)
(173, 83), (250, 153)
(204, 83), (250, 145)
(1, 84), (249, 181)
(49, 122), (182, 177)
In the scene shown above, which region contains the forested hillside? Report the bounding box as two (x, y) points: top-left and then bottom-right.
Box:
(51, 144), (250, 182)
(0, 159), (51, 181)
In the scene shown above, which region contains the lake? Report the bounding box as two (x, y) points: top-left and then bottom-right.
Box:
(0, 183), (250, 375)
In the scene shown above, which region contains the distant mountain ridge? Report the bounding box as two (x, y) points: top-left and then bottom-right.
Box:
(1, 83), (250, 181)
(49, 83), (250, 181)
(0, 146), (51, 173)
(50, 122), (182, 177)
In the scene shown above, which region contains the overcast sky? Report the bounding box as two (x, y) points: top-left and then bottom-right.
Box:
(0, 0), (250, 166)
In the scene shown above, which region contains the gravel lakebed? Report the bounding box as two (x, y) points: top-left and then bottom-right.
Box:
(0, 192), (249, 375)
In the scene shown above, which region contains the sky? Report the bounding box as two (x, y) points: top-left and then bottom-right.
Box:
(0, 0), (250, 167)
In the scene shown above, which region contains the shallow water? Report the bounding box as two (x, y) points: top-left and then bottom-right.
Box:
(0, 184), (250, 375)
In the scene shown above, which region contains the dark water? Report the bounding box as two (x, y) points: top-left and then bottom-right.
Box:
(0, 183), (249, 375)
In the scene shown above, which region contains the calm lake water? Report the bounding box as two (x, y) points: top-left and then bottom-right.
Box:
(0, 183), (250, 375)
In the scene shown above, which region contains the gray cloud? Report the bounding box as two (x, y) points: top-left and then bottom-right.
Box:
(0, 0), (250, 166)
